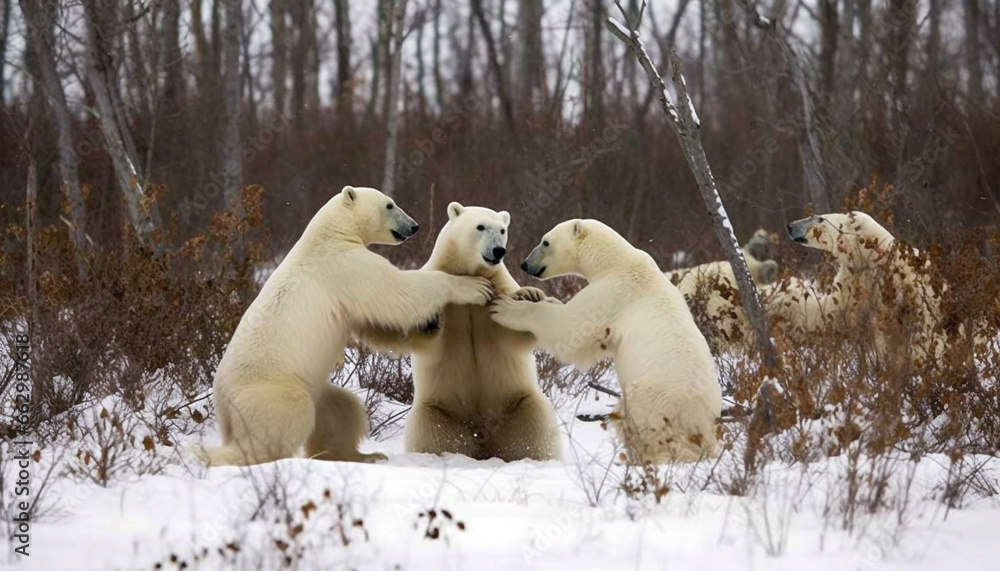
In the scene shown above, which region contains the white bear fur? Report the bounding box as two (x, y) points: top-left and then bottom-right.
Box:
(664, 230), (780, 350)
(201, 186), (493, 467)
(359, 203), (561, 461)
(490, 219), (722, 464)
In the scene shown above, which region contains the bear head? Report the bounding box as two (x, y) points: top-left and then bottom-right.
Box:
(429, 202), (511, 273)
(521, 219), (621, 280)
(334, 185), (420, 246)
(786, 211), (896, 270)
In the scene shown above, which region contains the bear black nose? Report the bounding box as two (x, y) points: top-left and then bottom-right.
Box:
(520, 261), (528, 272)
(410, 224), (420, 235)
(493, 247), (507, 260)
(786, 224), (794, 235)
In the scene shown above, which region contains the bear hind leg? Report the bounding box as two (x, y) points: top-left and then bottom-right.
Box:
(207, 377), (315, 467)
(487, 395), (562, 462)
(404, 404), (481, 458)
(305, 385), (386, 463)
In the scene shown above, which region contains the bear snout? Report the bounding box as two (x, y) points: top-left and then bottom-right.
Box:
(493, 247), (507, 260)
(410, 224), (420, 235)
(787, 222), (809, 243)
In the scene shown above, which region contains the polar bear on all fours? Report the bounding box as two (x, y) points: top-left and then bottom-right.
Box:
(359, 203), (562, 462)
(200, 186), (493, 467)
(489, 219), (722, 464)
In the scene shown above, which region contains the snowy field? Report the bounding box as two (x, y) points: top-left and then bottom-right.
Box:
(5, 380), (999, 571)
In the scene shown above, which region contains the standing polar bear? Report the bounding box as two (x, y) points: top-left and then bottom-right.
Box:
(201, 186), (493, 467)
(360, 203), (561, 461)
(490, 219), (722, 464)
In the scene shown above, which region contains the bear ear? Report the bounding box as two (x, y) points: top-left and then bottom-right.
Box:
(573, 220), (589, 238)
(499, 211), (510, 225)
(447, 202), (465, 220)
(340, 185), (357, 205)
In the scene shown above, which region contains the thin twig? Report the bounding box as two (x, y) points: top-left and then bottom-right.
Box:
(587, 381), (620, 398)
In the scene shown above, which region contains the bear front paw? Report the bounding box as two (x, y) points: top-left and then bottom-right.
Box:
(452, 276), (494, 306)
(488, 297), (534, 331)
(511, 286), (547, 302)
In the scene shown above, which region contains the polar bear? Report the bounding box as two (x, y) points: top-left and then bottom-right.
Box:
(359, 203), (561, 461)
(786, 211), (944, 361)
(664, 230), (780, 350)
(489, 219), (722, 464)
(200, 186), (493, 467)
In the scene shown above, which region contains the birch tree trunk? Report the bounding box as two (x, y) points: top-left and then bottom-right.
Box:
(19, 0), (88, 261)
(605, 4), (777, 372)
(82, 0), (159, 245)
(222, 0), (243, 208)
(381, 0), (408, 196)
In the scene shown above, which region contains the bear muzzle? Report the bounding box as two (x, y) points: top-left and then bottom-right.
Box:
(520, 261), (546, 278)
(787, 221), (810, 244)
(482, 246), (506, 266)
(391, 224), (420, 242)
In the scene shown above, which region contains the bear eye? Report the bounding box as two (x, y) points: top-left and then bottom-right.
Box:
(543, 240), (550, 247)
(477, 225), (485, 231)
(500, 229), (505, 235)
(386, 203), (394, 210)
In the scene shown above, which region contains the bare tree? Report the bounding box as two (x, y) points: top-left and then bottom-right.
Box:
(270, 0), (287, 113)
(432, 0), (446, 110)
(587, 0), (605, 129)
(288, 0), (316, 129)
(82, 0), (160, 245)
(819, 0), (838, 104)
(162, 0), (184, 110)
(222, 0), (243, 207)
(516, 0), (544, 112)
(964, 0), (984, 104)
(381, 0), (408, 196)
(471, 0), (518, 140)
(605, 3), (776, 369)
(737, 0), (833, 213)
(0, 0), (9, 107)
(334, 0), (353, 117)
(19, 0), (88, 262)
(368, 0), (389, 119)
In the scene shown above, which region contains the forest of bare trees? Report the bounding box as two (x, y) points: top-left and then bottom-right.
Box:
(1, 0), (998, 264)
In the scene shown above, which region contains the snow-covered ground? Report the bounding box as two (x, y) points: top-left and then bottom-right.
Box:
(5, 380), (999, 571)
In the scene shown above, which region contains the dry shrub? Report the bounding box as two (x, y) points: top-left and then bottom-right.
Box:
(0, 187), (270, 472)
(719, 195), (1000, 513)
